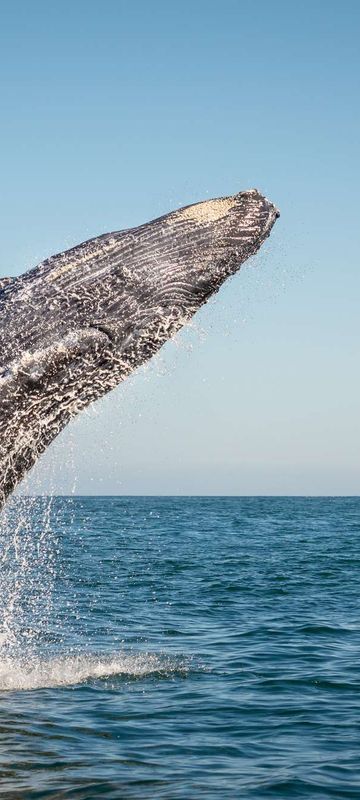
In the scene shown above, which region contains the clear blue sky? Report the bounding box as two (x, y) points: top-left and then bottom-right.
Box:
(1, 0), (359, 495)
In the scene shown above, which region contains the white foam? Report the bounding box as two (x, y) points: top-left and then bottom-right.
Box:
(0, 650), (185, 692)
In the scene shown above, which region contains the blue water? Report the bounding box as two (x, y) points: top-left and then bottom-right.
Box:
(0, 496), (359, 798)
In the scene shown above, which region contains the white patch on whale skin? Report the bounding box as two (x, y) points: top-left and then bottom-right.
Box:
(172, 197), (237, 225)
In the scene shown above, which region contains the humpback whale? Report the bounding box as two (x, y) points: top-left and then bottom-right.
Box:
(0, 189), (279, 509)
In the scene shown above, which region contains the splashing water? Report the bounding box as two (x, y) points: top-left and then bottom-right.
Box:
(0, 421), (80, 659)
(0, 497), (187, 691)
(0, 496), (60, 649)
(0, 473), (188, 692)
(0, 650), (187, 692)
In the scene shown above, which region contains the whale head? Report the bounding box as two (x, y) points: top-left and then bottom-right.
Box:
(0, 189), (279, 507)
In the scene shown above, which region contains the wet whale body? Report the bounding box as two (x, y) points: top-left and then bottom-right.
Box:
(0, 189), (279, 509)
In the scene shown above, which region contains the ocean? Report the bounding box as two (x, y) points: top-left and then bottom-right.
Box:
(0, 496), (359, 798)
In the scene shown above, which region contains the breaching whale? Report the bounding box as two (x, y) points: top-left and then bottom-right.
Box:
(0, 189), (279, 509)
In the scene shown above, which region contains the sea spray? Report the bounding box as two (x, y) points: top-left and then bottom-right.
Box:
(0, 649), (188, 691)
(0, 496), (60, 650)
(0, 414), (81, 653)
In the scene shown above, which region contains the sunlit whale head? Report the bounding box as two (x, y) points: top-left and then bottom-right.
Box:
(0, 189), (279, 507)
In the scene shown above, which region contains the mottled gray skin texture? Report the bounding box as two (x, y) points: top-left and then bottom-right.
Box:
(0, 189), (279, 508)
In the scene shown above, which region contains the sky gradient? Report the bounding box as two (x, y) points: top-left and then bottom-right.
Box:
(1, 0), (359, 495)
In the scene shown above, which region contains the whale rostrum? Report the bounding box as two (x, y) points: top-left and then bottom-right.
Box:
(0, 190), (279, 508)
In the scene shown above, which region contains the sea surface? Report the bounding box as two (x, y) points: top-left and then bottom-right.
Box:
(0, 496), (359, 799)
